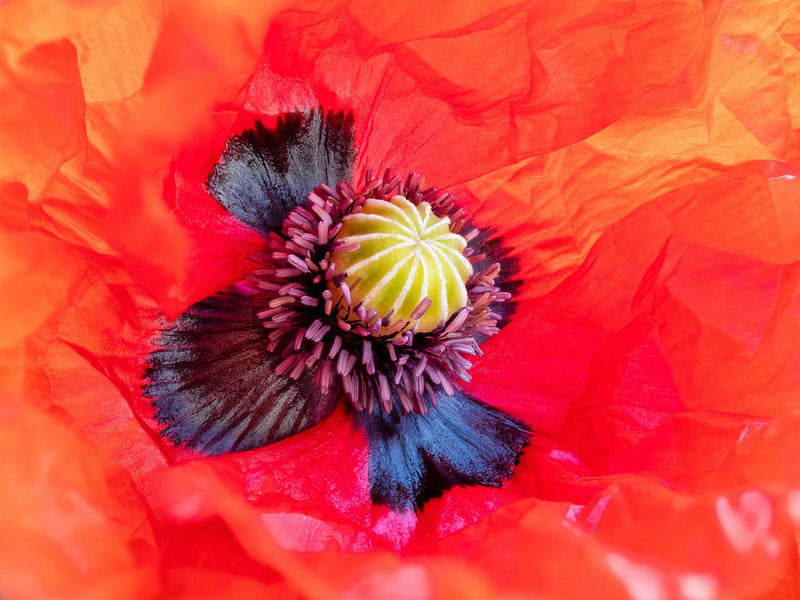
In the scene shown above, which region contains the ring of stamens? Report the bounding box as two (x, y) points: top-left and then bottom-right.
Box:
(246, 169), (510, 415)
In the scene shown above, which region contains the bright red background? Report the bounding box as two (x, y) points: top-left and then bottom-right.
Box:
(2, 0), (800, 598)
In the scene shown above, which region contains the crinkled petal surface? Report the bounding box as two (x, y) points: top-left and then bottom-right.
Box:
(3, 0), (800, 598)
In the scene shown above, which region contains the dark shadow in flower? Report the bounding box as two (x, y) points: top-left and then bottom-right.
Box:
(207, 109), (355, 236)
(357, 389), (530, 511)
(145, 285), (342, 455)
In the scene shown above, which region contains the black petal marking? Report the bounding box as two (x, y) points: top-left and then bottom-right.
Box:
(357, 389), (530, 511)
(207, 108), (355, 236)
(144, 285), (341, 455)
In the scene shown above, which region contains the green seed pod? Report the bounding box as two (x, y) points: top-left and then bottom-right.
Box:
(329, 195), (472, 335)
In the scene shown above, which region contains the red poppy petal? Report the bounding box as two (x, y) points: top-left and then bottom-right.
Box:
(0, 402), (157, 600)
(6, 0), (800, 595)
(240, 0), (704, 187)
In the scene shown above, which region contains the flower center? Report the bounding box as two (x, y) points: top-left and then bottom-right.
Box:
(329, 195), (472, 335)
(246, 169), (511, 415)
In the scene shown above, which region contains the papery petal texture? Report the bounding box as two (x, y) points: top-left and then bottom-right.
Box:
(3, 0), (800, 598)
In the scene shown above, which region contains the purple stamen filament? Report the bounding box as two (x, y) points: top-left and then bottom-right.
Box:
(245, 169), (509, 416)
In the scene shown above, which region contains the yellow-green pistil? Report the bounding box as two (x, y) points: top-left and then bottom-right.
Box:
(329, 195), (472, 335)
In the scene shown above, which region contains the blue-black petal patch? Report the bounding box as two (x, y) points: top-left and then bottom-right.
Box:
(207, 108), (355, 236)
(356, 389), (530, 511)
(144, 284), (341, 455)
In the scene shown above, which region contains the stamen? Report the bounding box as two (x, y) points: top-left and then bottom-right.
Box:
(410, 297), (432, 320)
(275, 267), (303, 278)
(311, 203), (334, 226)
(328, 335), (342, 359)
(269, 296), (296, 308)
(275, 354), (298, 376)
(317, 221), (329, 244)
(318, 359), (333, 392)
(377, 373), (392, 413)
(343, 354), (357, 376)
(289, 357), (307, 379)
(287, 237), (314, 252)
(257, 307), (283, 320)
(362, 340), (375, 375)
(309, 324), (330, 342)
(333, 241), (360, 252)
(246, 169), (512, 417)
(305, 319), (324, 340)
(413, 355), (427, 378)
(294, 328), (306, 351)
(445, 308), (470, 334)
(340, 281), (352, 307)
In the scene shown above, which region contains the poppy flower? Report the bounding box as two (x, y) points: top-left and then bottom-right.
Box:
(3, 0), (800, 599)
